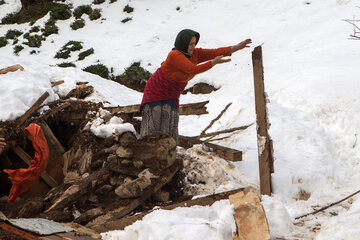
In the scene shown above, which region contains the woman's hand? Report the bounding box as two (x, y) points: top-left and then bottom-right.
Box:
(211, 55), (231, 66)
(231, 39), (252, 53)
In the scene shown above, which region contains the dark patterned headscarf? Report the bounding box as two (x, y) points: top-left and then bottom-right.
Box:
(173, 29), (200, 58)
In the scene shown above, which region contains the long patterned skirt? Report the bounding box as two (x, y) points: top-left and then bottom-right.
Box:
(140, 100), (179, 144)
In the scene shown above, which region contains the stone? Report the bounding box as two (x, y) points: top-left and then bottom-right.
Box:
(115, 176), (151, 199)
(116, 146), (133, 158)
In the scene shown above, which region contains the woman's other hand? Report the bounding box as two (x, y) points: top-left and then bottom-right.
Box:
(211, 55), (231, 66)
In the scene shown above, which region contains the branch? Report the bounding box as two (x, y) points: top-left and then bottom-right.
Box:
(196, 124), (253, 140)
(199, 102), (232, 137)
(295, 189), (360, 220)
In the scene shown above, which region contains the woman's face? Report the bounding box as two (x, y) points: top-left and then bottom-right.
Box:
(187, 36), (196, 56)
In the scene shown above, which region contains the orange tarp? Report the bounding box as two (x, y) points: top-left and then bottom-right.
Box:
(4, 123), (49, 203)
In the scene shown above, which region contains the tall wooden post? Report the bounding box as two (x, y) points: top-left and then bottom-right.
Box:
(252, 46), (274, 196)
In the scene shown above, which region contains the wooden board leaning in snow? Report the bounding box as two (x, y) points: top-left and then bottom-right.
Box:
(229, 191), (270, 240)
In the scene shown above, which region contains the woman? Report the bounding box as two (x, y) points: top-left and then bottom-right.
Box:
(140, 29), (252, 143)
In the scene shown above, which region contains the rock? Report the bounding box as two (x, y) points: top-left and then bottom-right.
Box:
(107, 154), (118, 164)
(104, 144), (119, 153)
(133, 160), (143, 169)
(115, 176), (151, 199)
(120, 159), (132, 166)
(75, 207), (104, 225)
(118, 132), (137, 147)
(129, 132), (176, 169)
(116, 146), (133, 158)
(152, 190), (170, 203)
(95, 184), (113, 195)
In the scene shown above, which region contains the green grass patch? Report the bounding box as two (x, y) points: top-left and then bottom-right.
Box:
(0, 0), (5, 5)
(23, 34), (43, 48)
(89, 9), (101, 20)
(73, 5), (92, 19)
(1, 2), (71, 24)
(30, 26), (40, 33)
(13, 45), (24, 55)
(115, 62), (151, 92)
(50, 3), (72, 21)
(42, 19), (59, 37)
(83, 64), (110, 79)
(93, 0), (105, 4)
(57, 62), (76, 68)
(70, 18), (85, 30)
(5, 29), (23, 39)
(55, 41), (83, 59)
(123, 4), (134, 13)
(121, 17), (132, 23)
(0, 37), (8, 48)
(78, 48), (94, 60)
(110, 0), (117, 3)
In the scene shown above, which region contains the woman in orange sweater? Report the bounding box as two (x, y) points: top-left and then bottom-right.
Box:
(140, 29), (251, 143)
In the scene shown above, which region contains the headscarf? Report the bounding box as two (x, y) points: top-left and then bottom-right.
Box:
(173, 29), (200, 58)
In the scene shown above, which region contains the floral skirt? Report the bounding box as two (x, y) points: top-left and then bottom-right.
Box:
(140, 100), (179, 144)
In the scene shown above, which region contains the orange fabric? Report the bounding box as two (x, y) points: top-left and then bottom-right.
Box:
(161, 47), (231, 83)
(4, 123), (49, 203)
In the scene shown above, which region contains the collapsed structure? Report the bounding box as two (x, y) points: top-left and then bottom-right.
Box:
(0, 63), (270, 239)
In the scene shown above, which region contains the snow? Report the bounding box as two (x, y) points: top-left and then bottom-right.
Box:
(1, 0), (360, 239)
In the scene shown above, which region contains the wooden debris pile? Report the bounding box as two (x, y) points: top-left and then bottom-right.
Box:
(0, 64), (254, 235)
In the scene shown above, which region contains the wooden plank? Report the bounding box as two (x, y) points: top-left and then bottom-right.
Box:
(96, 187), (247, 232)
(16, 91), (49, 128)
(0, 64), (24, 74)
(11, 145), (58, 188)
(229, 191), (270, 240)
(38, 121), (65, 154)
(43, 101), (72, 120)
(178, 135), (242, 162)
(105, 101), (209, 116)
(252, 46), (273, 195)
(178, 100), (209, 116)
(86, 163), (180, 233)
(51, 80), (65, 88)
(45, 168), (110, 213)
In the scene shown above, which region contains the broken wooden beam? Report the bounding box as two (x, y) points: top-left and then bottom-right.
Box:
(195, 124), (253, 140)
(10, 145), (58, 188)
(51, 80), (65, 87)
(0, 64), (24, 75)
(45, 168), (110, 213)
(229, 191), (270, 240)
(252, 45), (273, 196)
(105, 100), (209, 117)
(86, 163), (180, 233)
(94, 187), (247, 232)
(38, 121), (65, 155)
(16, 91), (49, 128)
(178, 135), (242, 162)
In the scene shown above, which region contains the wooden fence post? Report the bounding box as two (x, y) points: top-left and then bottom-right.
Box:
(252, 46), (274, 196)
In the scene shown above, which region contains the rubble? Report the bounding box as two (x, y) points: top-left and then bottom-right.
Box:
(0, 80), (248, 235)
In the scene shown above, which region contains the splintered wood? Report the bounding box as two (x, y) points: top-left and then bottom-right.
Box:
(178, 135), (242, 162)
(252, 46), (274, 196)
(229, 191), (270, 240)
(0, 64), (24, 75)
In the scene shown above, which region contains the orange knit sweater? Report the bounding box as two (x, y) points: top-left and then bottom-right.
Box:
(160, 47), (231, 83)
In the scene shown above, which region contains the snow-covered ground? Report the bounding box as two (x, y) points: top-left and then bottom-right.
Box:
(1, 0), (360, 239)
